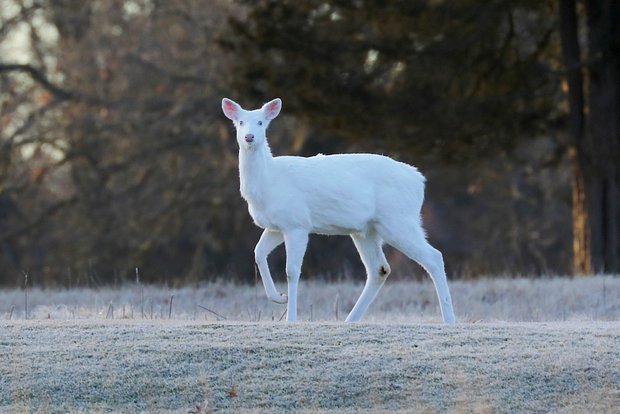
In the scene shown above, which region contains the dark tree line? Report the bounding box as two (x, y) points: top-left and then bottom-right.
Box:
(0, 0), (618, 287)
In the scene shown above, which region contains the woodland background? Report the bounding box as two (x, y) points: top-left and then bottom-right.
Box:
(0, 0), (618, 287)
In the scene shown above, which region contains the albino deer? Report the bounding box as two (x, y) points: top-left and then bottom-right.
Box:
(221, 97), (456, 323)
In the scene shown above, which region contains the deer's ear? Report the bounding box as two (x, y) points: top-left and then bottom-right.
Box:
(222, 98), (241, 120)
(262, 98), (282, 120)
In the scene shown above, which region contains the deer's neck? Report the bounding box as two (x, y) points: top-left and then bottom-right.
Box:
(238, 143), (274, 203)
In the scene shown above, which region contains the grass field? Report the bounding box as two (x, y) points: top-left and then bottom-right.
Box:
(2, 276), (620, 322)
(1, 276), (619, 413)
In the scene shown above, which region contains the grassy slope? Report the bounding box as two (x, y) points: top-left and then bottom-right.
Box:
(1, 321), (619, 413)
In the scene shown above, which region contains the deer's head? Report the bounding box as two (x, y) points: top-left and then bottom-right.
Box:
(222, 98), (282, 151)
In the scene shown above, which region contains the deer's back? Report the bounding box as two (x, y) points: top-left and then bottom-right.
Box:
(269, 153), (426, 235)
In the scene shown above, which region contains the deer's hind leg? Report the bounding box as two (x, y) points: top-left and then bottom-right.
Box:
(379, 219), (456, 324)
(346, 229), (391, 322)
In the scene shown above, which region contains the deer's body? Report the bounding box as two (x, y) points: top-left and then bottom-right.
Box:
(241, 152), (425, 236)
(222, 97), (456, 323)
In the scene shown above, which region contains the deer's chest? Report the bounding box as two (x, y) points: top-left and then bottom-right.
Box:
(242, 188), (308, 231)
(246, 202), (271, 229)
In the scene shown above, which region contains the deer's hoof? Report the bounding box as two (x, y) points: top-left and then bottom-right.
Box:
(271, 293), (288, 304)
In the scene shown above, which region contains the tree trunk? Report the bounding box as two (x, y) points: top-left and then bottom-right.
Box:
(559, 0), (591, 274)
(570, 151), (591, 274)
(584, 0), (620, 272)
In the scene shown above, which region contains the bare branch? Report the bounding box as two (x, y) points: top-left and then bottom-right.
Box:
(0, 63), (74, 100)
(3, 99), (64, 145)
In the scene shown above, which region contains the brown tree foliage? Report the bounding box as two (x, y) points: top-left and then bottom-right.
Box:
(1, 0), (253, 285)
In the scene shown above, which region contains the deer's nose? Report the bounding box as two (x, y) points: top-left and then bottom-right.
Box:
(245, 134), (254, 142)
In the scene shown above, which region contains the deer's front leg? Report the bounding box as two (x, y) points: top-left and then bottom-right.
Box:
(255, 229), (287, 304)
(283, 229), (309, 322)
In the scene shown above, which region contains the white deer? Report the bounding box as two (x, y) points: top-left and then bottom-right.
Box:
(222, 97), (456, 323)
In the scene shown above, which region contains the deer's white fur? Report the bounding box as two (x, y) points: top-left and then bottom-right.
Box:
(222, 97), (456, 323)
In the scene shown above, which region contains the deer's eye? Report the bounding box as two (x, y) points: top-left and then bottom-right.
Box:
(239, 120), (244, 126)
(258, 121), (263, 126)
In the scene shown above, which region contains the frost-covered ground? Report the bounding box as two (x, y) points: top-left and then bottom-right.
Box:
(1, 321), (619, 413)
(1, 277), (619, 413)
(1, 275), (619, 322)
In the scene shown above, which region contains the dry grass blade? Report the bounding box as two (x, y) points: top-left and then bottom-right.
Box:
(168, 295), (174, 319)
(197, 305), (227, 321)
(23, 271), (29, 320)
